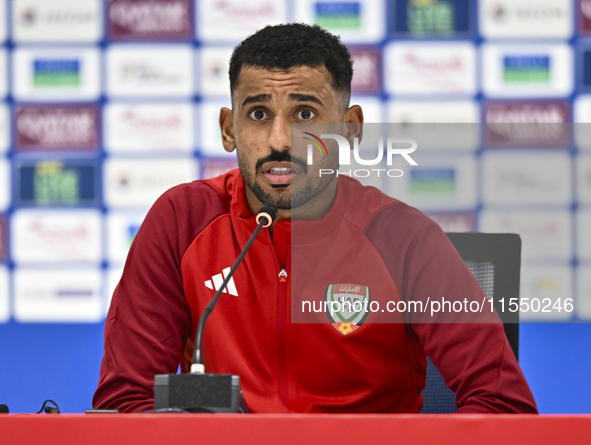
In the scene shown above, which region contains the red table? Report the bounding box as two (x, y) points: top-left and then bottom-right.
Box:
(2, 413), (590, 445)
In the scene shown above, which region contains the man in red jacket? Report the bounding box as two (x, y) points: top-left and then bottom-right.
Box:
(93, 23), (537, 414)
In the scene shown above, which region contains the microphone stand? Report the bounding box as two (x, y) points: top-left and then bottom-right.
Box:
(154, 204), (278, 413)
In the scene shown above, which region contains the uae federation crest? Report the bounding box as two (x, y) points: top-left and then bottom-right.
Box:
(325, 283), (370, 336)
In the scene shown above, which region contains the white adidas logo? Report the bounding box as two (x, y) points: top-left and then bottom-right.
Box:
(204, 267), (238, 297)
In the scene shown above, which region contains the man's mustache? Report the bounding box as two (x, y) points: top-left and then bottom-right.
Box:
(255, 150), (308, 174)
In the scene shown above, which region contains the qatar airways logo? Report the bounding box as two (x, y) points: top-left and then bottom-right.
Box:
(304, 133), (418, 178)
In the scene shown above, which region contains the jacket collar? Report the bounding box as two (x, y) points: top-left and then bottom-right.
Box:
(226, 169), (350, 244)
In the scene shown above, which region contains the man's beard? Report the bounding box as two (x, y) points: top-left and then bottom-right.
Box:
(237, 148), (337, 210)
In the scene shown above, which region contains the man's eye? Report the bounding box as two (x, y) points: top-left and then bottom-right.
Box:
(249, 109), (267, 120)
(298, 109), (316, 120)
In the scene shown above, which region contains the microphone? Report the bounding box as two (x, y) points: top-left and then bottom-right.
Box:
(154, 204), (278, 413)
(0, 404), (8, 414)
(192, 203), (277, 370)
(255, 203), (278, 228)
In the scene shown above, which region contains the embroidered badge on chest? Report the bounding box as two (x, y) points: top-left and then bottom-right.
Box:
(325, 283), (370, 336)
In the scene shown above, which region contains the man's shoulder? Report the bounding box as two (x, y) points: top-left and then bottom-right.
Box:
(156, 169), (242, 214)
(140, 171), (242, 245)
(367, 199), (441, 240)
(158, 178), (224, 208)
(134, 171), (241, 262)
(339, 176), (438, 235)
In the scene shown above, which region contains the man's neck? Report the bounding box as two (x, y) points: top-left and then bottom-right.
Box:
(244, 178), (339, 235)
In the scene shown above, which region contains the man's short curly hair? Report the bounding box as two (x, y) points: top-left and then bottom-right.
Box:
(229, 23), (353, 105)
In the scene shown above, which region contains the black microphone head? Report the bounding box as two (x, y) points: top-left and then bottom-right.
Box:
(256, 203), (278, 228)
(0, 404), (9, 414)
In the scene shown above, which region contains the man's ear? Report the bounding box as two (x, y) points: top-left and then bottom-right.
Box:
(343, 104), (364, 145)
(219, 107), (235, 153)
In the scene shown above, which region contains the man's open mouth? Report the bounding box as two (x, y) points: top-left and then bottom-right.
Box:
(262, 162), (301, 185)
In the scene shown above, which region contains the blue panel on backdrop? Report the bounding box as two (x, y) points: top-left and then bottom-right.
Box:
(520, 323), (591, 414)
(16, 161), (99, 207)
(0, 322), (105, 413)
(581, 47), (591, 89)
(390, 0), (472, 36)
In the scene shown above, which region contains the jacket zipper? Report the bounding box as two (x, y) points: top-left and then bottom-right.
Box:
(264, 229), (289, 412)
(277, 267), (288, 412)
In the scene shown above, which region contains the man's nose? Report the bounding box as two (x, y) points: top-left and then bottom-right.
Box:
(268, 112), (291, 151)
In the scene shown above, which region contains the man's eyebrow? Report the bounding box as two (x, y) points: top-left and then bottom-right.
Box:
(240, 93), (325, 107)
(289, 93), (324, 106)
(241, 94), (271, 107)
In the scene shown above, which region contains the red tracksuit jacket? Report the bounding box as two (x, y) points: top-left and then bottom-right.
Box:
(93, 169), (537, 413)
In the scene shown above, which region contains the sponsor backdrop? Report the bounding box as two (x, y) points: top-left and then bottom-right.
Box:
(0, 0), (590, 413)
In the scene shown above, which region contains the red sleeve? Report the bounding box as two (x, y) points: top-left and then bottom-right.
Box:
(365, 204), (538, 414)
(92, 181), (227, 412)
